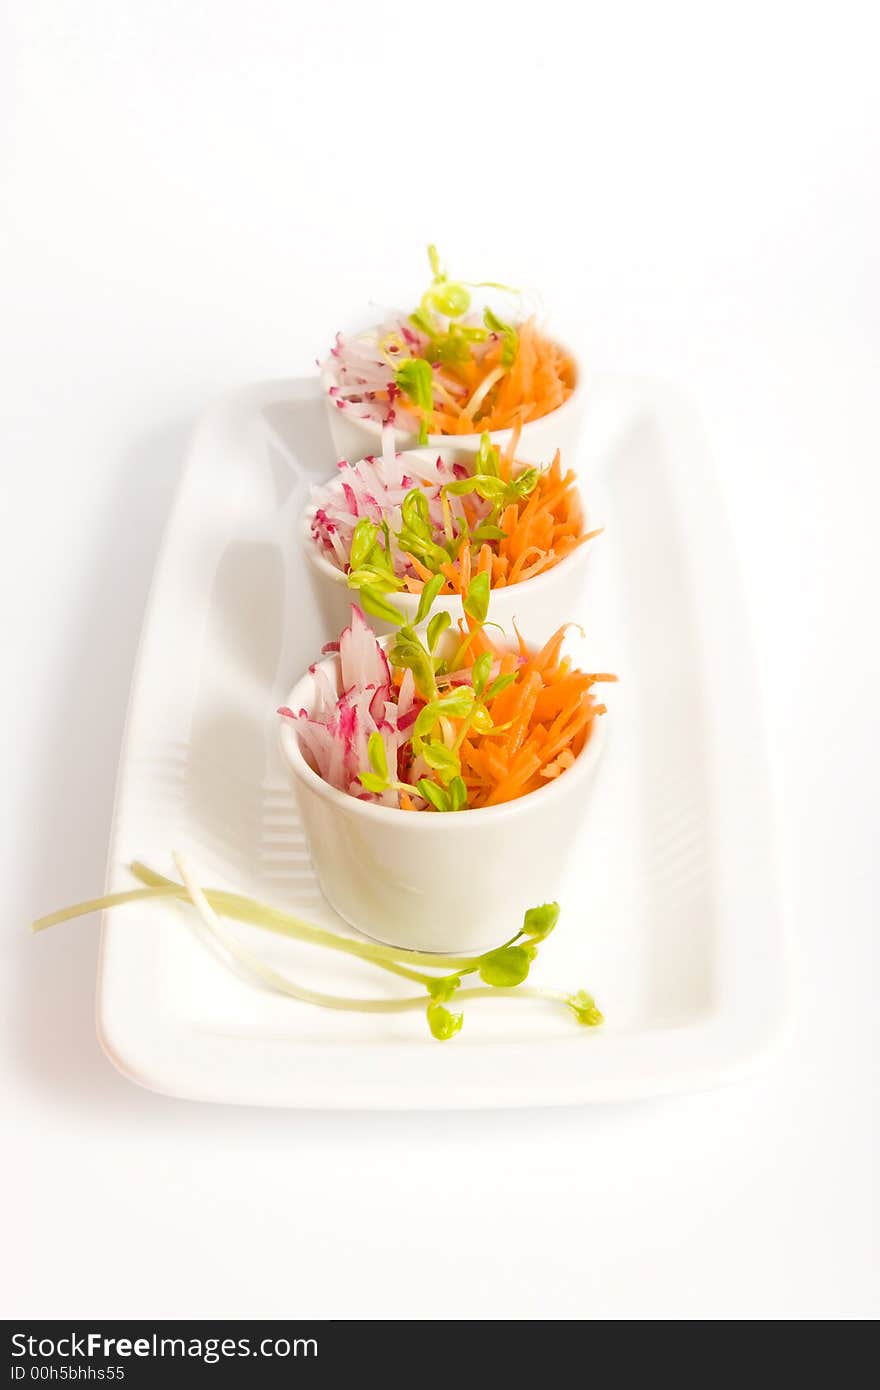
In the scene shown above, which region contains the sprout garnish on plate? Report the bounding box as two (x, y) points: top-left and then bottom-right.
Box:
(33, 862), (603, 1042)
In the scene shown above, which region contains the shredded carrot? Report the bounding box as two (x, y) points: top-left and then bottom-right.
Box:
(405, 553), (436, 584)
(396, 317), (574, 437)
(401, 442), (593, 598)
(419, 626), (612, 810)
(459, 542), (472, 592)
(503, 670), (542, 760)
(539, 749), (576, 779)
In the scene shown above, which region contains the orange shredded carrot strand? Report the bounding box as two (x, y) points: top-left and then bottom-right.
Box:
(405, 553), (436, 584)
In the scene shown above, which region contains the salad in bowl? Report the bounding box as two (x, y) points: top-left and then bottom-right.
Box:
(278, 592), (614, 951)
(303, 430), (600, 639)
(321, 247), (583, 465)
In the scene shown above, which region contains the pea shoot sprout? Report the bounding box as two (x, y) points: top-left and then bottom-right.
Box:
(32, 862), (603, 1043)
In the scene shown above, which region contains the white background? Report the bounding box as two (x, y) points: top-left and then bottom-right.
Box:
(2, 0), (877, 1319)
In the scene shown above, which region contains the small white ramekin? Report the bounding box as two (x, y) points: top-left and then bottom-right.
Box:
(278, 638), (606, 954)
(301, 450), (596, 644)
(320, 335), (585, 468)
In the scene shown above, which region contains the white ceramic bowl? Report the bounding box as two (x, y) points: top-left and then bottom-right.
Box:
(278, 638), (607, 954)
(301, 449), (596, 643)
(321, 335), (585, 468)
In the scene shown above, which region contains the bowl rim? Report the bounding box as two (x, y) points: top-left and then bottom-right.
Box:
(299, 449), (596, 610)
(319, 330), (584, 446)
(278, 636), (607, 827)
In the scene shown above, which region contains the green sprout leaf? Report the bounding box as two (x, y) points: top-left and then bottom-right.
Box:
(471, 651), (493, 699)
(417, 778), (451, 812)
(522, 902), (560, 943)
(420, 741), (461, 785)
(408, 307), (435, 338)
(478, 944), (536, 988)
(427, 610), (452, 652)
(430, 330), (476, 367)
(507, 467), (539, 499)
(484, 306), (519, 368)
(426, 999), (464, 1040)
(471, 523), (508, 543)
(347, 567), (403, 595)
(401, 486), (432, 539)
(434, 686), (478, 716)
(473, 477), (510, 503)
(389, 628), (437, 700)
(460, 324), (489, 342)
(394, 359), (434, 444)
(566, 990), (604, 1027)
(485, 671), (518, 701)
(443, 475), (508, 504)
(415, 573), (446, 626)
(447, 776), (467, 811)
(349, 518), (378, 572)
(411, 708), (438, 740)
(469, 705), (493, 735)
(475, 432), (500, 477)
(367, 731), (389, 781)
(463, 572), (490, 625)
(432, 281), (470, 318)
(441, 477), (480, 497)
(413, 688), (476, 738)
(426, 973), (461, 1002)
(424, 244), (471, 320)
(359, 584), (406, 626)
(358, 771), (388, 794)
(398, 534), (451, 573)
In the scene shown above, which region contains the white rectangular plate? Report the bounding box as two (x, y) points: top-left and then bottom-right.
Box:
(97, 376), (788, 1108)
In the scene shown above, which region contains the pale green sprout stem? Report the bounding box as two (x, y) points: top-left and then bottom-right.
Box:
(33, 859), (602, 1033)
(86, 862), (551, 977)
(173, 854), (428, 1014)
(32, 883), (176, 932)
(464, 365), (506, 420)
(129, 863), (484, 975)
